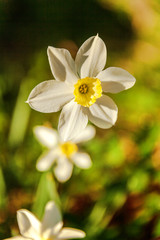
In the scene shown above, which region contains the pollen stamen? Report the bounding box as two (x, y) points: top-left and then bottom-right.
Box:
(79, 84), (88, 94)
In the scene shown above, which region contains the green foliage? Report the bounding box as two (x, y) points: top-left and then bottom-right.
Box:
(0, 166), (6, 208)
(32, 172), (61, 219)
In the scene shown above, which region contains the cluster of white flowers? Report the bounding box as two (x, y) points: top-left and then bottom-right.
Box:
(5, 35), (135, 240)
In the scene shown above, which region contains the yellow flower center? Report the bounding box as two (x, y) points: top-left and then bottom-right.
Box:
(60, 142), (78, 157)
(74, 77), (102, 107)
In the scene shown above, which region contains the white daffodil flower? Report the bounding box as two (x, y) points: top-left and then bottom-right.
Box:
(27, 35), (136, 141)
(4, 201), (86, 240)
(34, 125), (95, 182)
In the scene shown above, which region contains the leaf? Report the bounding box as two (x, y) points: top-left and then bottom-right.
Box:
(32, 172), (61, 219)
(0, 166), (7, 208)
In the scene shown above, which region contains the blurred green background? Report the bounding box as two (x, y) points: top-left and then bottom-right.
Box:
(0, 0), (160, 239)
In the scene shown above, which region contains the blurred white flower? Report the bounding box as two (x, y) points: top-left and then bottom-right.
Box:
(27, 34), (136, 141)
(34, 125), (95, 182)
(4, 201), (85, 240)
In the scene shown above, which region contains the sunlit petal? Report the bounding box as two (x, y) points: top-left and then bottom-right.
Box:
(42, 201), (62, 238)
(33, 126), (58, 148)
(75, 35), (107, 78)
(17, 210), (41, 240)
(4, 236), (30, 240)
(72, 152), (92, 169)
(36, 149), (59, 172)
(52, 221), (63, 236)
(54, 156), (73, 182)
(86, 95), (118, 128)
(73, 125), (96, 143)
(97, 67), (136, 93)
(47, 47), (78, 84)
(58, 100), (88, 142)
(42, 222), (63, 239)
(26, 80), (74, 113)
(57, 228), (86, 239)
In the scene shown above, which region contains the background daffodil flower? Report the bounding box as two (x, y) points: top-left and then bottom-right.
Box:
(34, 125), (95, 182)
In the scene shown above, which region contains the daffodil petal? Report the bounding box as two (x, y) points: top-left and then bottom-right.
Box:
(57, 228), (86, 239)
(72, 152), (92, 169)
(58, 100), (88, 142)
(4, 236), (29, 240)
(34, 126), (58, 148)
(73, 125), (96, 143)
(52, 221), (64, 235)
(54, 156), (73, 182)
(27, 80), (74, 113)
(42, 221), (63, 239)
(87, 95), (118, 128)
(36, 149), (59, 172)
(97, 67), (136, 93)
(42, 201), (62, 238)
(47, 47), (78, 84)
(17, 210), (41, 240)
(75, 35), (107, 78)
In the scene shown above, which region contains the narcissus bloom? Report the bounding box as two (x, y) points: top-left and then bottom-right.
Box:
(27, 35), (136, 141)
(4, 201), (85, 240)
(34, 125), (95, 182)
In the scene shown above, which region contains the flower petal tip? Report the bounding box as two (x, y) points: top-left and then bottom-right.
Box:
(47, 46), (51, 53)
(79, 230), (86, 238)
